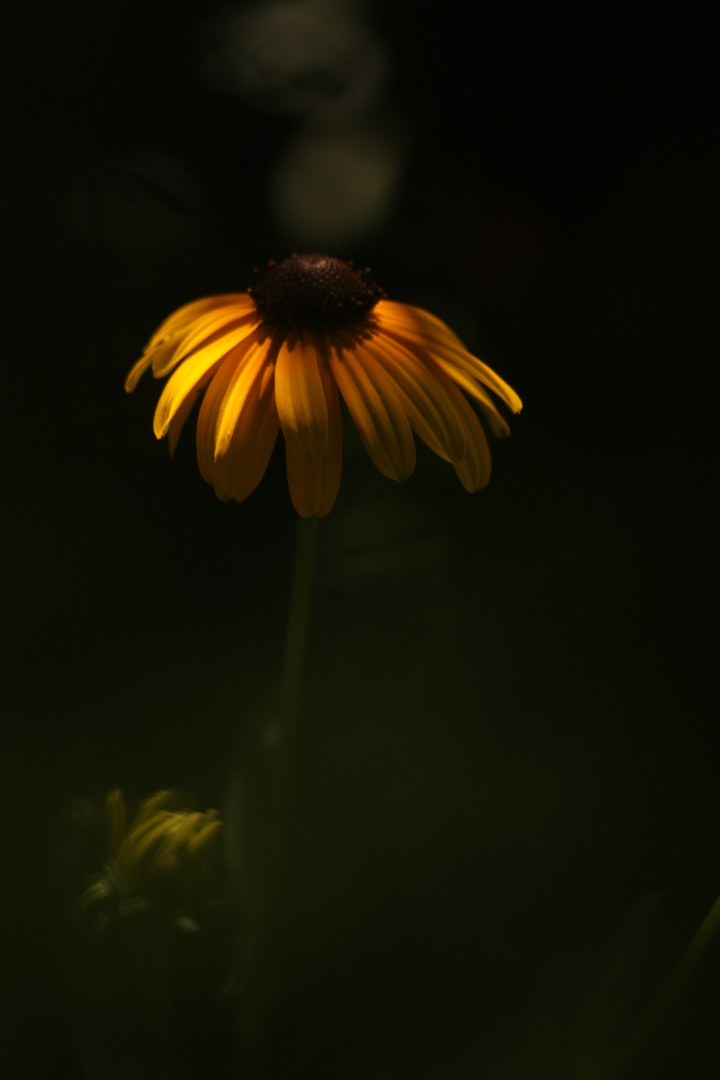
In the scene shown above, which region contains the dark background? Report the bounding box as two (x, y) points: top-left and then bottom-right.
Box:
(1, 3), (717, 1078)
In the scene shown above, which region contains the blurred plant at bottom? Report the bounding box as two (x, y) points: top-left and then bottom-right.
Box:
(64, 790), (231, 1080)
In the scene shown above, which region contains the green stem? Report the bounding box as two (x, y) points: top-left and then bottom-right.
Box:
(237, 513), (318, 1052)
(276, 513), (318, 783)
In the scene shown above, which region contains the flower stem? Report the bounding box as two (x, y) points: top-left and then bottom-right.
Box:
(236, 513), (318, 1053)
(276, 513), (318, 785)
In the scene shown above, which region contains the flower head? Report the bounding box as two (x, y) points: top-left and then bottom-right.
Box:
(126, 254), (522, 516)
(78, 790), (222, 927)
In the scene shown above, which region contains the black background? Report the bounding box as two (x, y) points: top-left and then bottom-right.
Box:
(1, 4), (717, 1078)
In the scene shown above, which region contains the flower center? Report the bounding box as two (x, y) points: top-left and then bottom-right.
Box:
(249, 254), (385, 331)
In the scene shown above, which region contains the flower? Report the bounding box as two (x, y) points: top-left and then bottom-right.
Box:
(78, 790), (222, 924)
(126, 254), (522, 516)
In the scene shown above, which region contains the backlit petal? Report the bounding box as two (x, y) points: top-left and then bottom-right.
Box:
(153, 324), (263, 438)
(328, 339), (415, 481)
(212, 358), (280, 503)
(275, 334), (329, 460)
(376, 302), (523, 414)
(124, 815), (176, 868)
(126, 308), (259, 396)
(125, 352), (154, 392)
(449, 388), (492, 491)
(405, 347), (511, 438)
(213, 334), (276, 458)
(153, 311), (260, 380)
(363, 332), (468, 462)
(453, 378), (511, 438)
(375, 300), (467, 350)
(421, 338), (523, 414)
(196, 351), (244, 487)
(286, 365), (342, 517)
(152, 813), (205, 870)
(167, 387), (201, 457)
(145, 294), (254, 351)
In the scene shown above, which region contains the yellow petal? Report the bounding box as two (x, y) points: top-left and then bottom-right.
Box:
(375, 300), (467, 350)
(151, 812), (204, 871)
(413, 350), (511, 438)
(212, 358), (280, 504)
(196, 351), (245, 490)
(363, 332), (468, 462)
(424, 338), (523, 414)
(119, 812), (174, 874)
(194, 332), (277, 500)
(286, 367), (342, 517)
(130, 791), (174, 831)
(127, 817), (178, 870)
(152, 311), (259, 380)
(274, 334), (329, 460)
(449, 388), (492, 491)
(328, 340), (415, 481)
(461, 382), (511, 438)
(213, 335), (275, 458)
(145, 293), (254, 351)
(185, 815), (222, 859)
(167, 382), (203, 457)
(138, 310), (236, 385)
(376, 302), (522, 414)
(153, 325), (261, 439)
(125, 352), (154, 393)
(77, 880), (112, 914)
(126, 297), (256, 392)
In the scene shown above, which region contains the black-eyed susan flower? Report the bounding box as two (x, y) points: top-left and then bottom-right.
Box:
(71, 792), (228, 1076)
(78, 790), (222, 925)
(126, 254), (522, 516)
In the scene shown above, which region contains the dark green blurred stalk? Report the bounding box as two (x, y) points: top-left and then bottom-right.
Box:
(277, 513), (318, 804)
(236, 513), (318, 1053)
